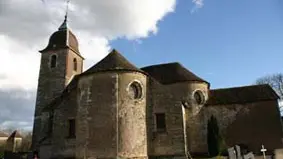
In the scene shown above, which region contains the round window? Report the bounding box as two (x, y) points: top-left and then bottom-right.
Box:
(194, 90), (205, 105)
(128, 81), (142, 99)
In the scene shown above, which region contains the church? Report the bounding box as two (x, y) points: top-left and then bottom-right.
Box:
(31, 16), (283, 159)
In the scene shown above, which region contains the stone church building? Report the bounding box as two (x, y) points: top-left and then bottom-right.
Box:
(32, 17), (283, 159)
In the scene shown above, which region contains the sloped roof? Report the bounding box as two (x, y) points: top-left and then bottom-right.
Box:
(206, 84), (280, 105)
(82, 49), (145, 75)
(0, 131), (8, 137)
(40, 29), (80, 54)
(39, 17), (81, 56)
(141, 62), (209, 85)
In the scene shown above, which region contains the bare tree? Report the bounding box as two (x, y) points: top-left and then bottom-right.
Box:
(0, 128), (16, 134)
(19, 132), (32, 152)
(0, 128), (32, 152)
(256, 73), (283, 99)
(256, 73), (283, 98)
(256, 73), (283, 113)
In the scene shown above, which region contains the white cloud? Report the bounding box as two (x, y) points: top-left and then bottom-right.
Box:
(0, 0), (177, 129)
(70, 0), (176, 39)
(191, 0), (204, 13)
(279, 100), (283, 107)
(0, 35), (40, 90)
(0, 0), (176, 89)
(193, 0), (204, 8)
(75, 33), (111, 70)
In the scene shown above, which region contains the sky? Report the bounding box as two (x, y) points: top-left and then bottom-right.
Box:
(0, 0), (283, 131)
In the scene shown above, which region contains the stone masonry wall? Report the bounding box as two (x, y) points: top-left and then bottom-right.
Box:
(149, 81), (209, 155)
(199, 100), (283, 155)
(33, 48), (83, 151)
(148, 81), (209, 156)
(183, 82), (209, 154)
(117, 72), (148, 158)
(149, 81), (189, 157)
(75, 71), (149, 159)
(65, 50), (83, 84)
(50, 88), (78, 158)
(76, 73), (118, 159)
(32, 49), (68, 150)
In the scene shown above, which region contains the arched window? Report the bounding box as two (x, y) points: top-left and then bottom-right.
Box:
(50, 55), (57, 68)
(128, 81), (142, 99)
(73, 58), (77, 71)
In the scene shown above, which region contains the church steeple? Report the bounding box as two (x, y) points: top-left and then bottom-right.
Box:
(58, 0), (70, 31)
(39, 0), (82, 56)
(32, 0), (84, 150)
(58, 15), (68, 31)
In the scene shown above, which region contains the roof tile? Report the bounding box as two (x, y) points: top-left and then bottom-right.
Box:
(206, 84), (279, 105)
(82, 49), (144, 75)
(40, 29), (80, 54)
(141, 62), (208, 85)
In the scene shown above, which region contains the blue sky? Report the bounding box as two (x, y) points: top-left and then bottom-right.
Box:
(111, 0), (283, 89)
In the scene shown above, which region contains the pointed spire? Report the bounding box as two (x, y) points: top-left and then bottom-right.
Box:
(58, 15), (67, 30)
(58, 0), (70, 30)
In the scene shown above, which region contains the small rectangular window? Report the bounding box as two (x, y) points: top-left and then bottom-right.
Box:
(155, 113), (166, 132)
(68, 119), (76, 138)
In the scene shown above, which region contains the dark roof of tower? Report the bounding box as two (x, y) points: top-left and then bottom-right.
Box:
(141, 62), (209, 85)
(81, 49), (145, 75)
(206, 84), (280, 105)
(39, 18), (80, 54)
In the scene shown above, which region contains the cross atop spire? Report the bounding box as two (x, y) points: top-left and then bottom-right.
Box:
(58, 0), (70, 30)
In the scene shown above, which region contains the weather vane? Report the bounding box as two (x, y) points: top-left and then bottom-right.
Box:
(65, 0), (71, 21)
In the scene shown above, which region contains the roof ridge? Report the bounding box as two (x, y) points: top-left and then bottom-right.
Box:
(141, 62), (180, 69)
(211, 84), (271, 91)
(207, 84), (279, 106)
(141, 62), (208, 85)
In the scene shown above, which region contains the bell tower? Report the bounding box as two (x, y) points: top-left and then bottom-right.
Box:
(31, 13), (84, 150)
